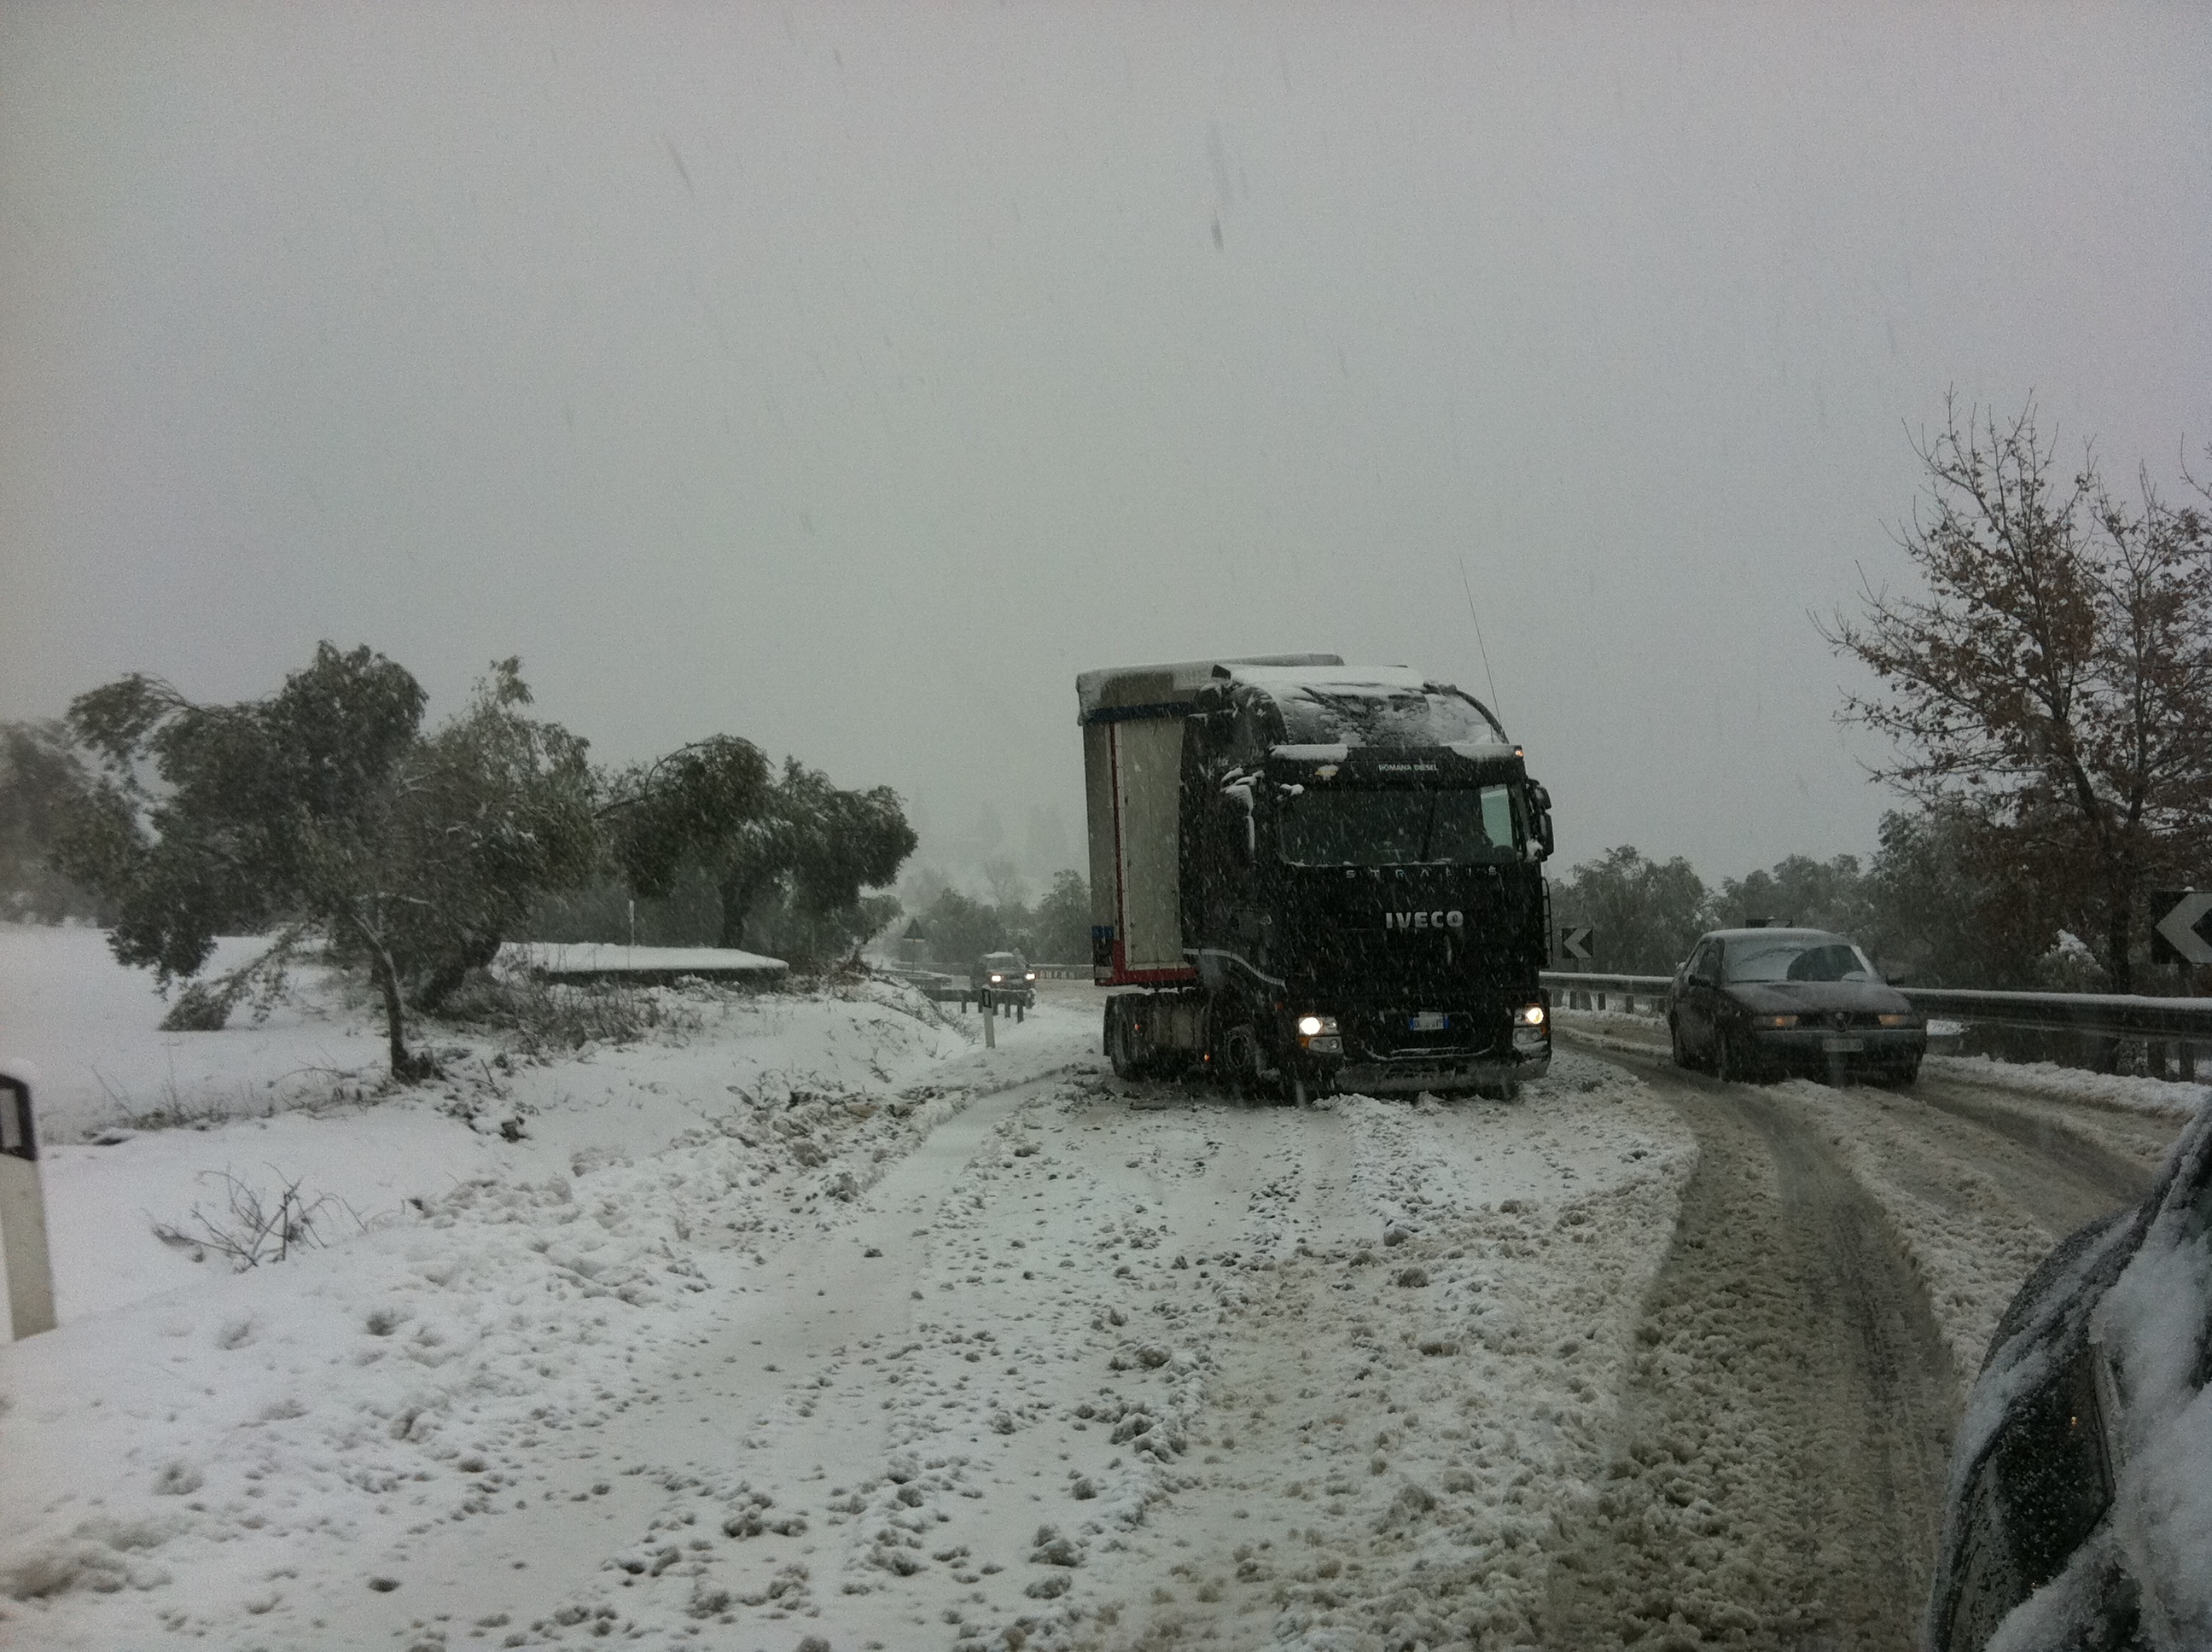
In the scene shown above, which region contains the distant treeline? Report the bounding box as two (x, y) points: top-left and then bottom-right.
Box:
(1551, 806), (2189, 991)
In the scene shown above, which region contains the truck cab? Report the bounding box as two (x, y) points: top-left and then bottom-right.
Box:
(1081, 657), (1555, 1102)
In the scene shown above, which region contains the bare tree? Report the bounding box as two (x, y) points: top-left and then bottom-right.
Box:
(1824, 398), (2212, 991)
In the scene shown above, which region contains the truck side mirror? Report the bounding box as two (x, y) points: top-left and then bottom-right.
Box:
(1524, 782), (1554, 861)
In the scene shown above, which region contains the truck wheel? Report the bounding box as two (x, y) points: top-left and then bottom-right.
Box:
(1106, 1003), (1139, 1081)
(1219, 1024), (1262, 1099)
(1289, 1073), (1312, 1108)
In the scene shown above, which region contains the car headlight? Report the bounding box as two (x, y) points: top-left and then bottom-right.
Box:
(1750, 1014), (1797, 1029)
(1876, 1013), (1912, 1027)
(1513, 1003), (1545, 1027)
(989, 974), (1003, 983)
(1025, 972), (1037, 981)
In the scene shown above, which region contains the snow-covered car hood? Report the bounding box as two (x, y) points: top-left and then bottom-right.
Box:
(1723, 980), (1913, 1016)
(1927, 1100), (2212, 1651)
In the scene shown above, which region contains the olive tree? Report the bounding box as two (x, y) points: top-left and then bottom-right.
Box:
(607, 742), (916, 954)
(60, 646), (597, 1077)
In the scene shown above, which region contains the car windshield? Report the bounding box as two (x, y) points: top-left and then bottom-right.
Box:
(1279, 786), (1519, 865)
(1723, 935), (1881, 984)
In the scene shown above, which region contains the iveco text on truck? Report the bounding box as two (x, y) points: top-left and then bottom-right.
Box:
(1081, 655), (1556, 1102)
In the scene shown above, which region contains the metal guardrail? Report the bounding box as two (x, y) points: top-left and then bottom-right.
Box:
(1895, 987), (2212, 1044)
(1540, 969), (2212, 1044)
(1541, 971), (1671, 1014)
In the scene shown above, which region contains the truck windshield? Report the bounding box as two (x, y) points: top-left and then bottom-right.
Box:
(1279, 786), (1519, 865)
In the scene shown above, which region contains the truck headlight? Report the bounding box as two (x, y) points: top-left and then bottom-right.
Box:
(1025, 972), (1037, 982)
(989, 974), (1004, 984)
(1296, 1014), (1337, 1038)
(1514, 1003), (1545, 1027)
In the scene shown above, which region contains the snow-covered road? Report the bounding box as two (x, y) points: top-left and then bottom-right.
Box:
(255, 1038), (1694, 1652)
(3, 957), (2202, 1652)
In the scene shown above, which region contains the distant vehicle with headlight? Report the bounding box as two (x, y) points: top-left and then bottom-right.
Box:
(969, 950), (1036, 1011)
(1078, 655), (1555, 1102)
(1665, 924), (1926, 1084)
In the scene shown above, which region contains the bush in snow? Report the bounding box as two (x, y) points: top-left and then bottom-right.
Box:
(150, 1166), (364, 1270)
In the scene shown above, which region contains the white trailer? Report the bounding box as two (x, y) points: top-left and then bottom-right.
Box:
(1076, 654), (1342, 985)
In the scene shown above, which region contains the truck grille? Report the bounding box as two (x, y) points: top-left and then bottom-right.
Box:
(1348, 1009), (1500, 1062)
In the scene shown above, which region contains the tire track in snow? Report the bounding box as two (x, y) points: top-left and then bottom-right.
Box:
(1910, 1078), (2162, 1212)
(1540, 1061), (1959, 1652)
(1095, 1058), (1695, 1652)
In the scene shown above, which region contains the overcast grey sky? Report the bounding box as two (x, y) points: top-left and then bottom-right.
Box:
(4, 2), (2208, 890)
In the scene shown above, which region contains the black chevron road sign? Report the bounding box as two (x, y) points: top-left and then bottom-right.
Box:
(2151, 889), (2212, 967)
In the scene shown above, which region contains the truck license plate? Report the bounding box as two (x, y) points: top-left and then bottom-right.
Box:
(1821, 1036), (1865, 1054)
(1410, 1012), (1447, 1032)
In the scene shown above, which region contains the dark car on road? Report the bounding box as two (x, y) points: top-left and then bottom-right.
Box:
(1667, 925), (1926, 1084)
(1927, 1101), (2212, 1652)
(970, 950), (1037, 1013)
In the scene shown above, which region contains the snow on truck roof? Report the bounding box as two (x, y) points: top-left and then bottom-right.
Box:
(1227, 665), (1512, 752)
(1076, 654), (1342, 722)
(1076, 658), (1510, 747)
(1077, 658), (1511, 751)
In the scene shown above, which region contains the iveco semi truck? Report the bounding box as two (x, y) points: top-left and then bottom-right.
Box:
(1080, 654), (1556, 1102)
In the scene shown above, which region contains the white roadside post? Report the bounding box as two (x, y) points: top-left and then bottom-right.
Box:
(0, 1066), (58, 1339)
(982, 987), (997, 1050)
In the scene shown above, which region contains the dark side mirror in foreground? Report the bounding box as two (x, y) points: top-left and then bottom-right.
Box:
(1927, 1105), (2212, 1651)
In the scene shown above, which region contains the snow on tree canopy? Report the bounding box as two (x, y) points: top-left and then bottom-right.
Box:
(1225, 665), (1510, 751)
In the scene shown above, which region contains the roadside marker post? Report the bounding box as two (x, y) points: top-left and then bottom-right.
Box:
(0, 1069), (57, 1340)
(981, 988), (996, 1050)
(1560, 927), (1594, 1009)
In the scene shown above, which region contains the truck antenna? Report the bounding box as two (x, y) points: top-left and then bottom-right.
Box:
(1458, 556), (1504, 721)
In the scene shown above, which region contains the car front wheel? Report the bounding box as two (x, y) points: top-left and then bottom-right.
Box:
(1714, 1027), (1744, 1084)
(1669, 1015), (1693, 1069)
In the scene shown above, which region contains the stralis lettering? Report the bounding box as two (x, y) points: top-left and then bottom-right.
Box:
(1386, 910), (1464, 932)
